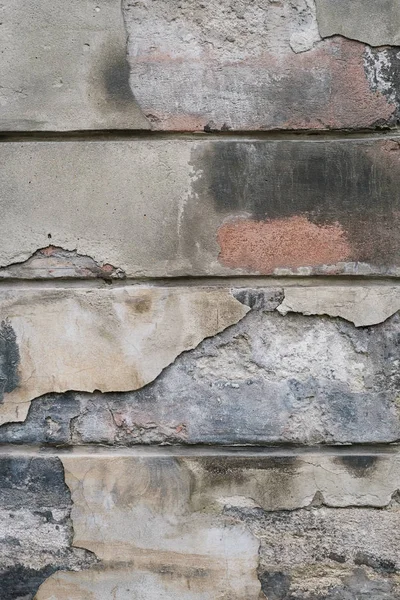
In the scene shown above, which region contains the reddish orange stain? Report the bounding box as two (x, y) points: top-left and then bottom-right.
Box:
(218, 216), (352, 273)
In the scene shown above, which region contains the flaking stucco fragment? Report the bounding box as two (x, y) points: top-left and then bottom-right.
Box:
(278, 287), (400, 327)
(0, 246), (126, 280)
(315, 0), (400, 47)
(0, 287), (248, 425)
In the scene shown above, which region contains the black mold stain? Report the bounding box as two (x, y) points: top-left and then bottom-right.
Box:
(192, 140), (400, 264)
(0, 319), (20, 400)
(336, 455), (379, 478)
(0, 564), (57, 600)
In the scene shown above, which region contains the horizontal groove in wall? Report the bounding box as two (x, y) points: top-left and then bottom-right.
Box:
(0, 275), (400, 289)
(1, 129), (400, 143)
(0, 444), (398, 457)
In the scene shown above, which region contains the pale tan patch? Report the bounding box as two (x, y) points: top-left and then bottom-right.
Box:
(0, 287), (248, 425)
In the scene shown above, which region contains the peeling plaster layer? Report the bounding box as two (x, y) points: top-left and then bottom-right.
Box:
(0, 246), (126, 280)
(2, 296), (400, 446)
(25, 451), (400, 599)
(0, 0), (149, 131)
(315, 0), (400, 47)
(278, 286), (400, 327)
(125, 0), (397, 130)
(0, 287), (248, 426)
(2, 139), (400, 277)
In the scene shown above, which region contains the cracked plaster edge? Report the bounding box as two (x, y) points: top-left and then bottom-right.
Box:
(33, 452), (400, 599)
(276, 286), (400, 327)
(0, 290), (249, 427)
(1, 284), (399, 427)
(0, 245), (127, 279)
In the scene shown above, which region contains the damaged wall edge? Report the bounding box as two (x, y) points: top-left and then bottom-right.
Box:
(6, 449), (399, 599)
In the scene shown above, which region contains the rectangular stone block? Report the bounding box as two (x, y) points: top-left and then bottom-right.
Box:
(1, 449), (399, 600)
(0, 0), (149, 131)
(1, 138), (400, 277)
(0, 286), (399, 445)
(125, 0), (400, 131)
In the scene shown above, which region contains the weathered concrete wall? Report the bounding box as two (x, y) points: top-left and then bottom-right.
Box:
(1, 1), (400, 599)
(2, 139), (400, 277)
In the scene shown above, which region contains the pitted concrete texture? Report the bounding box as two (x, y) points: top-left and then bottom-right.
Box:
(2, 139), (400, 277)
(125, 0), (399, 130)
(0, 0), (149, 131)
(0, 449), (391, 600)
(315, 0), (400, 47)
(0, 287), (247, 426)
(230, 503), (400, 599)
(1, 299), (400, 446)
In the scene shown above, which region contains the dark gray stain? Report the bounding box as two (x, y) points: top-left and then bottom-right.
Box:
(0, 457), (96, 600)
(0, 457), (71, 509)
(336, 455), (379, 478)
(233, 288), (284, 311)
(328, 552), (346, 563)
(354, 552), (397, 573)
(364, 48), (400, 124)
(259, 571), (291, 600)
(103, 50), (136, 105)
(192, 140), (400, 264)
(0, 564), (57, 600)
(0, 320), (19, 400)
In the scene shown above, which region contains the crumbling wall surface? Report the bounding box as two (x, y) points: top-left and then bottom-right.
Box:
(1, 1), (400, 599)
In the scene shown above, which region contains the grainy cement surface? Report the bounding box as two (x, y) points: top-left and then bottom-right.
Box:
(125, 0), (400, 130)
(0, 0), (149, 131)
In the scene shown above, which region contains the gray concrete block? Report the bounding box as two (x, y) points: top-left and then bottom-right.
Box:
(316, 0), (400, 46)
(0, 0), (149, 131)
(1, 303), (400, 445)
(125, 0), (399, 130)
(2, 139), (400, 277)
